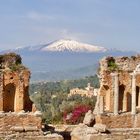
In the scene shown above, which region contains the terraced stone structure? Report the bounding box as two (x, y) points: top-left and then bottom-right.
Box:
(95, 55), (140, 128)
(0, 53), (42, 135)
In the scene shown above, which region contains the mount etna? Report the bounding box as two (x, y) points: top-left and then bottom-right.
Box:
(0, 39), (135, 81)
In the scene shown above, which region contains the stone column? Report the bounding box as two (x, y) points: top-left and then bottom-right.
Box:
(99, 96), (104, 114)
(111, 73), (119, 115)
(0, 73), (4, 111)
(123, 94), (127, 112)
(131, 72), (136, 115)
(15, 77), (24, 112)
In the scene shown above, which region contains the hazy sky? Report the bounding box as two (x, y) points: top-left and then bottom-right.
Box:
(0, 0), (140, 51)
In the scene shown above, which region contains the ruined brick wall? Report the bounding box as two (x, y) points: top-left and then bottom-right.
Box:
(95, 114), (133, 128)
(71, 129), (140, 140)
(0, 112), (42, 131)
(100, 55), (140, 72)
(0, 53), (42, 134)
(2, 70), (32, 112)
(0, 111), (44, 139)
(95, 113), (140, 128)
(99, 55), (140, 113)
(0, 53), (33, 112)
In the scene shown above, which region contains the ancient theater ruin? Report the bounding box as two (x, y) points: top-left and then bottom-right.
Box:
(95, 55), (140, 128)
(0, 54), (33, 112)
(70, 55), (140, 140)
(0, 53), (42, 133)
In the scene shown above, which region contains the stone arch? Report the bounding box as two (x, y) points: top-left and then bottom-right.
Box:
(101, 85), (111, 111)
(3, 83), (16, 112)
(119, 84), (125, 111)
(24, 86), (32, 112)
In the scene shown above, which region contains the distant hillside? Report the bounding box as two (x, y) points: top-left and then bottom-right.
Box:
(31, 64), (98, 82)
(30, 75), (99, 124)
(29, 75), (100, 95)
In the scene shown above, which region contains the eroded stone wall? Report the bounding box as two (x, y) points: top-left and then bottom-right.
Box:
(100, 55), (140, 73)
(0, 53), (42, 134)
(98, 55), (140, 113)
(0, 112), (42, 131)
(95, 113), (140, 128)
(0, 53), (33, 112)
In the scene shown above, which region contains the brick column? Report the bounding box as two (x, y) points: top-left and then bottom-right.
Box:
(99, 96), (104, 114)
(111, 73), (119, 115)
(131, 72), (136, 115)
(123, 94), (127, 112)
(15, 78), (24, 112)
(0, 73), (4, 111)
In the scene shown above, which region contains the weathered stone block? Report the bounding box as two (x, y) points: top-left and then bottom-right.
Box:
(93, 123), (107, 133)
(24, 126), (39, 132)
(45, 133), (64, 140)
(10, 126), (24, 132)
(83, 110), (95, 126)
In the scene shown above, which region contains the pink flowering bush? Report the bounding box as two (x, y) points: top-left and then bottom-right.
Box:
(63, 104), (91, 124)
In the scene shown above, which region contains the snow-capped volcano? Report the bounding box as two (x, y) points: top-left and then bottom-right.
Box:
(40, 39), (107, 53)
(0, 39), (135, 81)
(10, 39), (107, 53)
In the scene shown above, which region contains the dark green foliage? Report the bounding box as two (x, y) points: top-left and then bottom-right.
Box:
(67, 94), (96, 110)
(107, 58), (118, 71)
(0, 53), (25, 71)
(0, 53), (22, 64)
(9, 64), (26, 72)
(30, 75), (99, 96)
(30, 75), (98, 124)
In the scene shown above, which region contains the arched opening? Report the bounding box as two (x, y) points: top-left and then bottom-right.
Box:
(102, 85), (111, 111)
(136, 86), (140, 107)
(119, 85), (125, 111)
(3, 83), (16, 112)
(126, 92), (131, 111)
(24, 86), (32, 112)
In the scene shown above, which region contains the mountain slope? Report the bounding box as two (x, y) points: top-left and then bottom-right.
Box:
(0, 39), (136, 81)
(13, 39), (107, 53)
(41, 39), (107, 52)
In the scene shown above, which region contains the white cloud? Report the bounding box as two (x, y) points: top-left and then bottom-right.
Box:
(27, 11), (55, 21)
(18, 24), (81, 42)
(60, 29), (91, 42)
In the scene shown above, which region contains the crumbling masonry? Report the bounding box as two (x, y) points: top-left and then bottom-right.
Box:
(71, 55), (140, 140)
(0, 53), (42, 134)
(0, 53), (32, 112)
(95, 55), (140, 128)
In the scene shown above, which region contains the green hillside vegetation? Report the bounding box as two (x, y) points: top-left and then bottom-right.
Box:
(30, 75), (99, 124)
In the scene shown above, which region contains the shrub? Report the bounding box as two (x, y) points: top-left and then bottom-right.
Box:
(0, 53), (23, 70)
(63, 104), (91, 124)
(3, 53), (22, 64)
(9, 64), (26, 72)
(108, 59), (118, 71)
